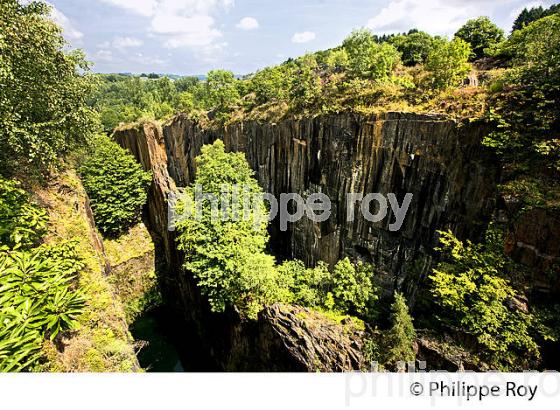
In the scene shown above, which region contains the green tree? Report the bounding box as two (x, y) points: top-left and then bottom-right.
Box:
(177, 92), (195, 113)
(175, 140), (282, 318)
(512, 4), (560, 32)
(204, 70), (241, 120)
(277, 260), (332, 308)
(80, 136), (152, 237)
(249, 66), (289, 105)
(289, 54), (323, 110)
(0, 0), (98, 173)
(343, 29), (401, 79)
(174, 76), (200, 93)
(455, 17), (505, 60)
(325, 48), (350, 70)
(424, 38), (471, 90)
(331, 258), (377, 317)
(277, 258), (378, 318)
(389, 30), (434, 66)
(430, 229), (540, 369)
(384, 292), (416, 365)
(485, 14), (560, 172)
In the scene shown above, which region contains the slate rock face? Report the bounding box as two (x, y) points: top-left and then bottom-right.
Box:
(162, 112), (499, 296)
(112, 112), (500, 371)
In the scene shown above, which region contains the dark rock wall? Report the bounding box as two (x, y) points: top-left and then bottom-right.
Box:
(162, 112), (498, 297)
(113, 112), (500, 371)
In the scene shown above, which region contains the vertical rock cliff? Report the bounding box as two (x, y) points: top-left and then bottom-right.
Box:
(113, 112), (500, 370)
(113, 120), (370, 370)
(161, 112), (498, 294)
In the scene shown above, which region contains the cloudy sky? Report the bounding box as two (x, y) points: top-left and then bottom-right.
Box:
(47, 0), (556, 75)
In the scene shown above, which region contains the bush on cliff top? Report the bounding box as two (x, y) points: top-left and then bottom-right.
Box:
(80, 136), (152, 237)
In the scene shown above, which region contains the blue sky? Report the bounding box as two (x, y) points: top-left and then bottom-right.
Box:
(47, 0), (556, 75)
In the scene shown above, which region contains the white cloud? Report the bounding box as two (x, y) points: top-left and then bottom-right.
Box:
(151, 14), (222, 48)
(100, 36), (143, 50)
(94, 49), (114, 62)
(292, 31), (316, 43)
(48, 5), (83, 41)
(98, 0), (156, 17)
(97, 0), (233, 50)
(113, 36), (143, 48)
(366, 0), (517, 35)
(236, 17), (259, 30)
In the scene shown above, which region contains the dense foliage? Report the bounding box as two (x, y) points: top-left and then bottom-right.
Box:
(89, 27), (473, 125)
(175, 141), (378, 319)
(512, 3), (560, 32)
(454, 17), (504, 60)
(424, 38), (472, 90)
(388, 30), (435, 66)
(175, 140), (280, 318)
(483, 14), (560, 211)
(430, 229), (541, 369)
(4, 0), (560, 373)
(80, 136), (152, 237)
(279, 258), (378, 318)
(0, 176), (86, 372)
(90, 74), (192, 133)
(342, 29), (401, 80)
(0, 179), (48, 249)
(0, 0), (98, 173)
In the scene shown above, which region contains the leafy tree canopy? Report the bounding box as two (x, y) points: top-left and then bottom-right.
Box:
(343, 29), (402, 79)
(454, 17), (505, 60)
(80, 136), (152, 237)
(424, 38), (472, 90)
(389, 30), (435, 66)
(430, 229), (541, 369)
(0, 0), (98, 173)
(512, 3), (560, 32)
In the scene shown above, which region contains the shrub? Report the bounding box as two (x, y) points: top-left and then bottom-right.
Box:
(80, 136), (152, 237)
(0, 240), (86, 371)
(331, 258), (377, 316)
(424, 38), (472, 90)
(430, 229), (540, 369)
(278, 258), (378, 318)
(278, 260), (332, 308)
(0, 177), (48, 249)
